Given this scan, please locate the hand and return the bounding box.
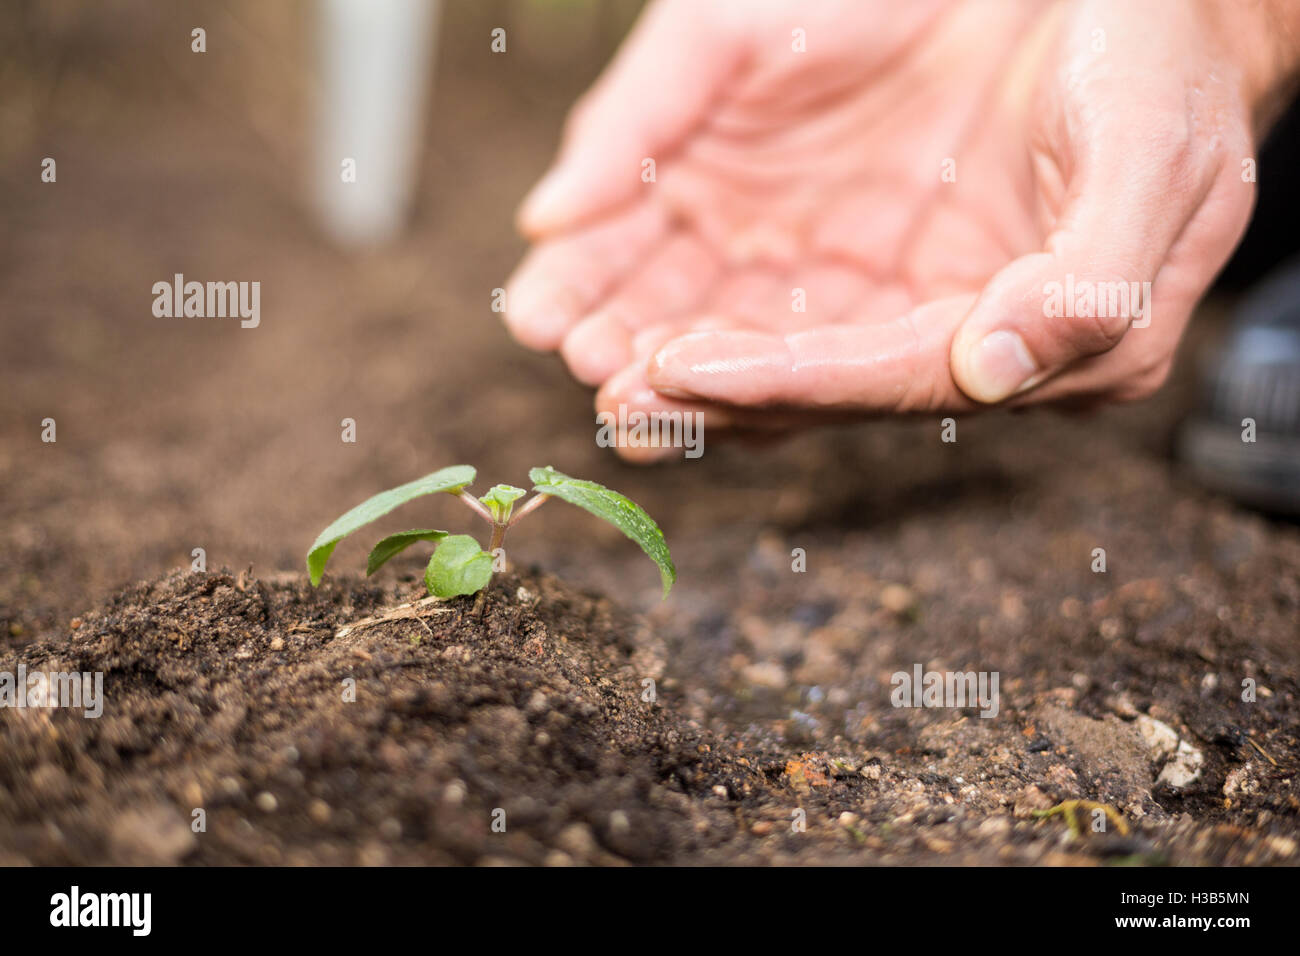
[504,0,1284,460]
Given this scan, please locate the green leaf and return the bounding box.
[529,466,676,598]
[425,534,494,598]
[365,529,448,576]
[479,484,525,522]
[307,465,475,586]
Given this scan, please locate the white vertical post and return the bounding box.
[313,0,441,246]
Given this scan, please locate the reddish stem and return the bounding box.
[456,490,495,526]
[507,493,550,528]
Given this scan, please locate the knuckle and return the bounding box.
[892,312,944,412]
[1148,110,1194,166]
[1066,307,1131,354]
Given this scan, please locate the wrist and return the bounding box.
[1205,0,1300,131]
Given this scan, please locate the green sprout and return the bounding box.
[307,465,675,600]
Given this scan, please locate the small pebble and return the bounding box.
[742,660,788,690]
[1157,740,1204,788]
[308,799,332,824]
[1135,714,1180,761]
[879,584,916,614]
[443,780,467,805]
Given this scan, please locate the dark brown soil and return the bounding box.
[2,568,743,866]
[3,556,1298,866]
[1,0,1298,866]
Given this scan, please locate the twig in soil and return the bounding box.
[1033,799,1130,837]
[335,596,451,639]
[411,613,436,643]
[1247,736,1279,767]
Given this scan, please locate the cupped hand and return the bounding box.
[504,0,1269,460]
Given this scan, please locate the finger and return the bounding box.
[630,324,683,361]
[517,0,744,237]
[503,201,668,351]
[596,362,839,462]
[595,365,719,464]
[1002,149,1254,405]
[647,295,978,412]
[559,233,721,383]
[604,233,723,332]
[561,319,692,391]
[560,312,634,386]
[948,101,1218,404]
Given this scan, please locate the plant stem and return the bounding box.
[456,490,495,526]
[466,490,547,620]
[508,493,550,527]
[473,523,509,619]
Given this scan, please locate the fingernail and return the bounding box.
[649,383,703,400]
[647,338,703,398]
[649,331,783,406]
[965,330,1039,402]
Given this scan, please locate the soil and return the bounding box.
[1,1,1298,866]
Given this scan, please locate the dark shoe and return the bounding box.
[1179,258,1300,515]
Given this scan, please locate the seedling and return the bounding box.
[1032,800,1130,838]
[307,465,675,600]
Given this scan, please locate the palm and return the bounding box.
[642,15,1040,347]
[507,0,1256,453]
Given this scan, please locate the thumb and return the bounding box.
[950,135,1206,404]
[517,0,742,237]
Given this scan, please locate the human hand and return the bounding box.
[505,0,1292,459]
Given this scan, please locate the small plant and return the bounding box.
[307,465,675,600]
[1032,800,1130,838]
